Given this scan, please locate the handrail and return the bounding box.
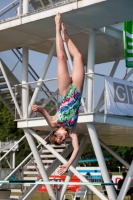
[14,77,58,86]
[0,135,26,162]
[0,0,18,13]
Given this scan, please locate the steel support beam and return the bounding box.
[23,0,29,14]
[86,30,96,112]
[22,47,29,118]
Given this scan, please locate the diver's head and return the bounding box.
[48,127,69,145]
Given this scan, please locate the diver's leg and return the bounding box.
[55,13,71,96]
[61,23,84,94]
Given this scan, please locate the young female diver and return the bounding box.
[32,13,84,175]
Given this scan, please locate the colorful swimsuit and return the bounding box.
[57,84,81,130]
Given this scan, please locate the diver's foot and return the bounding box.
[61,23,69,42]
[55,13,61,31]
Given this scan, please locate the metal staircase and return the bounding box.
[0,59,21,116]
[18,134,83,200]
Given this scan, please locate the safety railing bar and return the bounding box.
[11,57,21,72]
[85,72,106,77]
[0,2,19,18]
[0,135,26,162]
[0,0,18,13]
[14,77,57,86]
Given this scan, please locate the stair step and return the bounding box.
[42,149,63,153]
[50,144,66,148]
[27,165,49,169]
[0,84,8,89]
[23,177,37,180]
[3,95,12,100]
[40,155,56,158]
[11,189,22,193]
[23,171,39,175]
[10,196,19,199]
[41,160,54,163]
[0,71,3,76]
[0,89,14,95]
[0,77,5,83]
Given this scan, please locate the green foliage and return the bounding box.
[81,142,133,170]
[0,100,30,166]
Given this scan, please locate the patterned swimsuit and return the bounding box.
[57,84,81,130]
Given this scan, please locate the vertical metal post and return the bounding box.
[10,152,15,169]
[22,47,29,118]
[23,0,29,14]
[87,123,116,200]
[86,30,96,112]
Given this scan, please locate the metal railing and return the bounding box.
[0,0,76,22]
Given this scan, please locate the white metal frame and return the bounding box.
[1,2,133,199]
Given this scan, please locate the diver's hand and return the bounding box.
[57,164,69,175]
[32,105,43,113]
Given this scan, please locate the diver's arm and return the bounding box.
[57,132,79,175]
[32,105,57,128]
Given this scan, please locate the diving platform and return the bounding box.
[17,113,133,147]
[0,0,133,64]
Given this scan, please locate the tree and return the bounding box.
[0,100,30,166]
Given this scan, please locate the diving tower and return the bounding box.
[0,0,133,200]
